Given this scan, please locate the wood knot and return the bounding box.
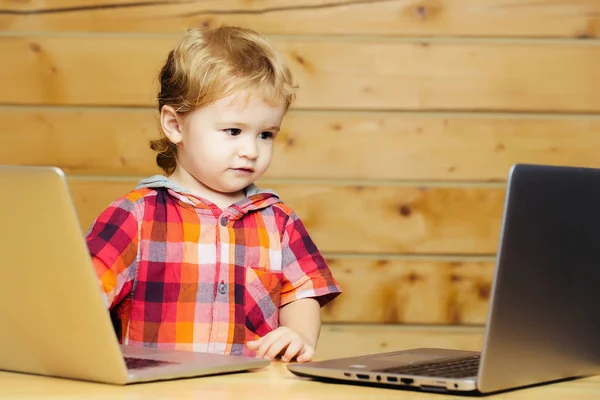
[478,284,490,300]
[416,5,427,17]
[29,43,41,53]
[376,259,389,267]
[495,143,505,152]
[332,124,342,131]
[290,51,313,72]
[407,273,420,283]
[398,205,412,217]
[413,3,441,20]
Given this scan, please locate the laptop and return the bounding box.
[0,166,269,384]
[288,163,600,394]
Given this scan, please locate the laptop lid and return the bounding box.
[0,166,130,383]
[477,163,600,392]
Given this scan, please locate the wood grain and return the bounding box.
[2,36,600,112]
[3,108,600,180]
[1,0,599,38]
[322,258,494,324]
[67,179,505,254]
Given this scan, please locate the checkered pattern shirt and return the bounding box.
[85,177,341,356]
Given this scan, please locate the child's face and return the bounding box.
[171,90,286,199]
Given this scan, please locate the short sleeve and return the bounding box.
[85,196,141,309]
[279,212,342,307]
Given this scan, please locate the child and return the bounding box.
[85,26,341,363]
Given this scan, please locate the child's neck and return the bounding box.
[167,170,245,210]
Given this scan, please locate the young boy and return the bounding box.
[85,26,341,363]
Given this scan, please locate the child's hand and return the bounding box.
[246,326,314,363]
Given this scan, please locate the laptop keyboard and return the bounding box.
[376,354,480,378]
[124,356,178,370]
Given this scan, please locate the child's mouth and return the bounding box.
[232,168,254,174]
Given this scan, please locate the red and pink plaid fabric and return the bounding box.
[86,181,341,356]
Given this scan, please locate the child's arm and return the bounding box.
[279,297,321,348]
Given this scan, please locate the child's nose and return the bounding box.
[239,139,259,159]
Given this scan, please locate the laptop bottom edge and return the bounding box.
[287,365,479,394]
[127,363,268,385]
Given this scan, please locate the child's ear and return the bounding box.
[160,105,183,144]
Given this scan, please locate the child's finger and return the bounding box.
[281,337,303,362]
[263,333,293,360]
[296,345,315,363]
[255,330,284,358]
[245,337,263,350]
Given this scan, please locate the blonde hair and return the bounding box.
[150,26,297,175]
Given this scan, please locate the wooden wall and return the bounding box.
[2,1,600,355]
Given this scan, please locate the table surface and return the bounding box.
[1,359,600,399]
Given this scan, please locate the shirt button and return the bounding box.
[220,216,228,226]
[218,282,228,294]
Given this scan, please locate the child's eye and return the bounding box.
[259,132,274,140]
[224,128,241,136]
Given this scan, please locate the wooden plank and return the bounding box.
[322,258,494,324]
[0,108,163,176]
[3,108,600,181]
[67,179,505,254]
[1,0,599,38]
[1,36,600,112]
[316,324,484,360]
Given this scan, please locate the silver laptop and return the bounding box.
[0,166,269,384]
[288,163,600,394]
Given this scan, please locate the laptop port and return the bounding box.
[421,385,447,393]
[401,378,414,385]
[386,376,398,383]
[356,374,370,380]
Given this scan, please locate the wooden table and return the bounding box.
[1,361,600,399]
[2,326,599,399]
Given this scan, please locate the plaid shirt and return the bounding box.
[86,177,341,356]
